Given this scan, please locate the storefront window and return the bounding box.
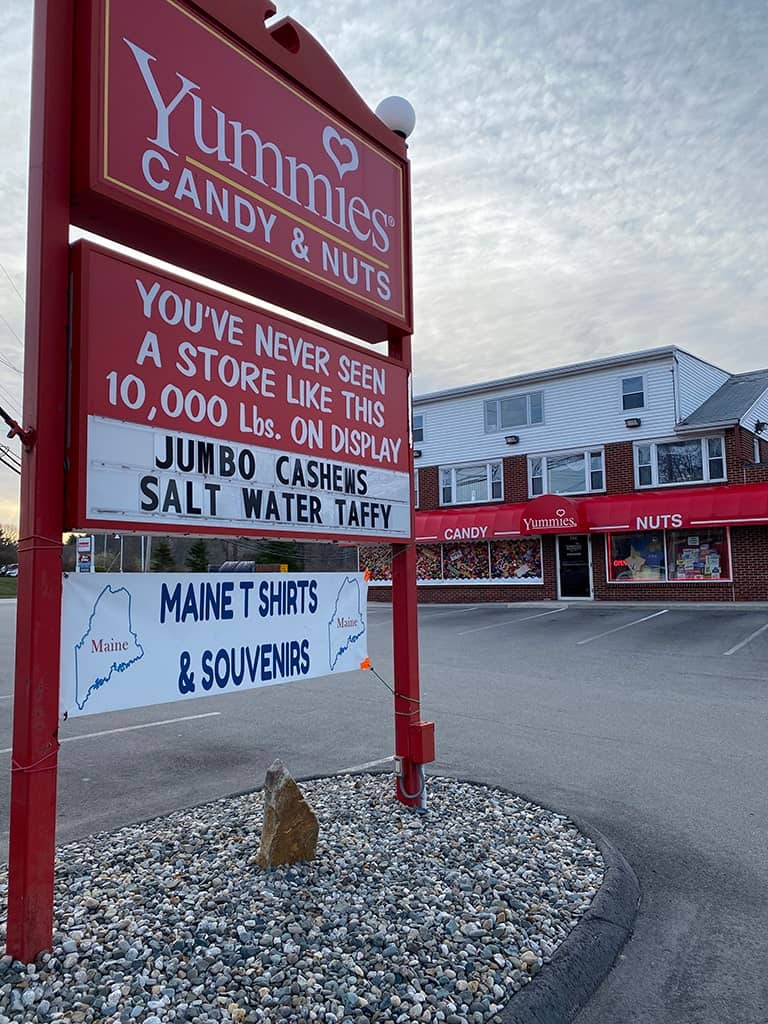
[667,529,730,580]
[608,528,731,582]
[358,546,392,581]
[490,539,542,581]
[443,543,490,580]
[609,531,666,581]
[361,539,544,586]
[416,544,442,580]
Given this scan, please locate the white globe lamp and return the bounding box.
[375,96,416,139]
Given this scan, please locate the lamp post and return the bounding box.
[375,95,428,808]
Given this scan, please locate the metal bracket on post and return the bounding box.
[0,406,36,450]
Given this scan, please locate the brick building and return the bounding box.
[360,347,768,602]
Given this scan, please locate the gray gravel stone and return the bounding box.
[0,775,603,1024]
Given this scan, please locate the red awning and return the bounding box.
[414,504,522,543]
[414,483,768,543]
[518,494,587,533]
[585,483,768,532]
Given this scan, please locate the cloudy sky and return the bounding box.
[0,0,766,523]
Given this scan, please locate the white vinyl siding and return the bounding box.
[739,387,768,438]
[440,462,502,505]
[634,436,726,487]
[675,352,730,420]
[413,358,681,466]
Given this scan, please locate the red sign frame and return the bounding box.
[8,0,425,964]
[70,0,413,342]
[66,241,412,542]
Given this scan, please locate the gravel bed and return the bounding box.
[0,774,603,1023]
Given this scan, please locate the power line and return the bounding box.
[0,445,21,470]
[0,381,22,418]
[0,319,22,372]
[0,450,20,477]
[0,263,24,306]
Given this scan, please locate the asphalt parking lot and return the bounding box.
[1,597,767,1023]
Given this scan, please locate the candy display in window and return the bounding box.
[358,545,392,581]
[443,543,490,579]
[490,539,543,580]
[416,544,442,580]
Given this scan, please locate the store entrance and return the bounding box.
[557,535,592,599]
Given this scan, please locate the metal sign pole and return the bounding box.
[6,0,74,962]
[389,334,423,806]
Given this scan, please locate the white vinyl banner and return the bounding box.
[60,572,369,718]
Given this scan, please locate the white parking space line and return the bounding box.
[420,606,482,620]
[0,711,221,755]
[722,621,768,656]
[340,755,394,773]
[576,609,668,645]
[457,607,566,636]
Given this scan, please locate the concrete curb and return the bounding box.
[498,815,639,1023]
[302,768,640,1024]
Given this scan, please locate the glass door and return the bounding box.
[557,535,592,599]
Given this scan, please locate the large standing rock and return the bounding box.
[257,760,319,868]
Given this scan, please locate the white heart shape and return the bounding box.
[322,126,359,179]
[556,508,566,516]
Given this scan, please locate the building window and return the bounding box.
[416,544,442,580]
[621,375,645,411]
[412,413,424,443]
[608,527,730,582]
[413,469,420,509]
[634,437,726,487]
[609,531,666,581]
[528,450,604,497]
[667,529,729,580]
[440,462,503,505]
[358,538,543,586]
[484,391,543,432]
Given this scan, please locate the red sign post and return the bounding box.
[8,0,428,961]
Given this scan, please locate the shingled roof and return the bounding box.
[680,369,768,427]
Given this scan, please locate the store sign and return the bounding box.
[520,494,585,534]
[76,536,95,574]
[635,513,683,530]
[66,244,411,541]
[78,0,409,331]
[60,571,369,718]
[443,525,489,540]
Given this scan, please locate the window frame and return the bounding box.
[483,390,544,433]
[527,448,605,498]
[605,527,732,584]
[439,461,504,506]
[633,435,727,488]
[413,467,420,510]
[412,412,425,444]
[620,374,646,412]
